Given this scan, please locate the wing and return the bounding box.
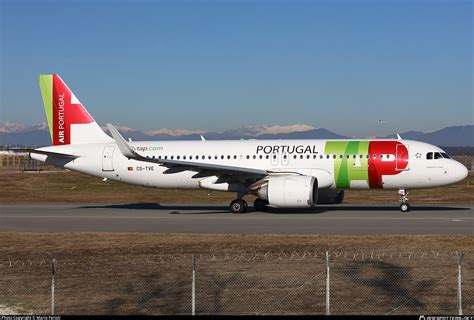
[107,124,268,177]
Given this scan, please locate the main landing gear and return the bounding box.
[399,189,410,212]
[230,198,248,214]
[229,196,269,214]
[253,198,269,212]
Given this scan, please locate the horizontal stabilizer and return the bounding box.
[27,149,80,159]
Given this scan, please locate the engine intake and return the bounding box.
[257,175,318,208]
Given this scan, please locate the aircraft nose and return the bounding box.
[453,161,468,182]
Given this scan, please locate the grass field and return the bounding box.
[0,168,472,204]
[0,233,472,315]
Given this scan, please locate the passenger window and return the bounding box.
[234,155,237,159]
[307,155,311,159]
[313,155,317,159]
[265,155,269,159]
[353,155,357,159]
[326,155,330,159]
[273,155,277,159]
[426,152,433,160]
[339,155,343,159]
[320,155,323,159]
[294,155,297,159]
[346,155,350,159]
[372,154,377,159]
[300,155,304,159]
[333,155,336,159]
[259,155,263,159]
[253,155,256,159]
[284,155,288,159]
[366,155,370,159]
[171,156,174,160]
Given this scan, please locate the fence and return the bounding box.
[0,154,42,171]
[0,251,471,315]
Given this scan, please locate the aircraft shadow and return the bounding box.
[78,203,471,214]
[258,205,471,214]
[79,203,230,214]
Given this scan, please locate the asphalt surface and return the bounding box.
[0,203,472,235]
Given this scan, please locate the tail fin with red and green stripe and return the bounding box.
[39,74,112,145]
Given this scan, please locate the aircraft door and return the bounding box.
[102,146,115,171]
[396,144,409,171]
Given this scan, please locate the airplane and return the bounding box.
[30,74,468,213]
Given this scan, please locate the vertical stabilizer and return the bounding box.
[39,74,112,145]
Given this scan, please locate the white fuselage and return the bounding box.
[31,139,468,191]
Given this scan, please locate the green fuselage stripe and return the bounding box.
[325,141,369,188]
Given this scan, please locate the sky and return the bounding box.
[0,0,472,137]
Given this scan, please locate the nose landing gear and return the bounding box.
[399,189,410,212]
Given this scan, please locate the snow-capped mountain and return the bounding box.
[0,122,472,148]
[0,122,48,133]
[145,128,206,136]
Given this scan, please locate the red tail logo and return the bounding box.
[52,75,93,145]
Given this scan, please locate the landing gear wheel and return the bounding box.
[230,199,247,214]
[254,198,268,212]
[398,189,410,213]
[400,202,410,213]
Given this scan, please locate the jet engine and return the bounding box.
[257,175,318,208]
[316,188,344,204]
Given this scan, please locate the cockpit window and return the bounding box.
[426,152,433,160]
[434,152,443,159]
[441,152,451,159]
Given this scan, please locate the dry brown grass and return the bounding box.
[0,168,472,204]
[0,233,473,315]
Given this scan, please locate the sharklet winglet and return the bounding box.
[106,123,137,159]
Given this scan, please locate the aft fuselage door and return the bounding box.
[102,146,115,171]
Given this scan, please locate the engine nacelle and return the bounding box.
[317,188,344,204]
[257,175,318,208]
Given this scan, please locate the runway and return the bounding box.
[0,203,472,234]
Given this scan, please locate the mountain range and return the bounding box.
[0,122,472,148]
